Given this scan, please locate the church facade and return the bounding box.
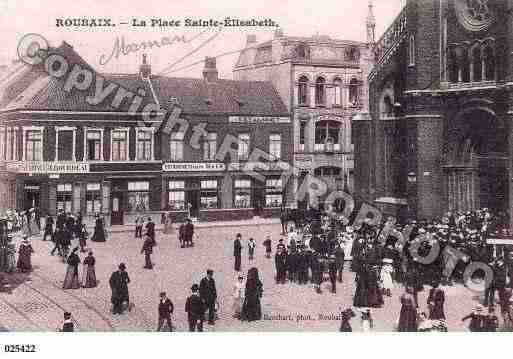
[356,0,513,223]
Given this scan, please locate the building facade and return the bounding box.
[0,44,291,225]
[233,25,374,209]
[357,0,513,223]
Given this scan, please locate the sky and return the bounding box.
[0,0,404,79]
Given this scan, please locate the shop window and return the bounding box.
[111,130,128,161]
[315,77,326,106]
[57,183,73,213]
[170,132,184,161]
[203,132,217,161]
[168,181,185,210]
[137,129,153,161]
[200,180,219,209]
[127,181,150,212]
[314,120,341,152]
[86,130,102,160]
[26,129,42,161]
[314,166,341,177]
[349,78,359,106]
[0,127,5,161]
[298,76,309,106]
[269,134,281,160]
[234,179,251,208]
[265,178,283,208]
[86,183,101,214]
[333,78,342,106]
[238,133,250,161]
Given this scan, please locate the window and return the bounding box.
[203,132,217,160]
[200,180,218,209]
[269,134,281,160]
[314,120,341,151]
[127,181,150,212]
[137,129,152,161]
[265,178,283,207]
[314,166,341,177]
[409,35,415,66]
[56,129,74,161]
[238,133,250,161]
[461,48,470,82]
[168,181,185,210]
[26,130,42,161]
[234,179,251,208]
[298,76,309,106]
[483,45,495,81]
[0,127,5,160]
[111,130,128,161]
[349,78,359,106]
[86,130,102,160]
[299,121,306,152]
[472,46,482,82]
[57,183,73,213]
[86,183,101,214]
[447,48,458,83]
[12,128,18,161]
[170,132,184,161]
[333,78,342,106]
[295,44,309,59]
[6,127,12,160]
[315,77,326,106]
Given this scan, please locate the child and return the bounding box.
[248,238,256,261]
[380,258,395,297]
[78,223,88,253]
[263,235,272,258]
[339,308,355,332]
[60,312,74,332]
[359,308,374,332]
[232,275,245,319]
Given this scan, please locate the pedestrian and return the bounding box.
[234,233,242,271]
[328,255,337,293]
[263,235,272,258]
[145,217,155,244]
[135,215,143,238]
[163,212,173,235]
[397,286,417,332]
[485,257,507,306]
[199,269,217,325]
[109,263,130,315]
[63,247,81,290]
[482,305,499,332]
[248,237,256,262]
[43,215,54,241]
[157,292,174,332]
[178,221,185,248]
[50,226,63,256]
[462,304,485,332]
[232,275,245,319]
[334,243,345,283]
[427,281,446,320]
[184,218,194,247]
[141,234,154,269]
[61,227,72,262]
[274,247,287,284]
[91,213,106,242]
[78,223,88,253]
[339,308,355,332]
[60,312,74,332]
[380,258,395,297]
[17,236,34,273]
[82,251,97,288]
[185,284,205,332]
[359,308,374,332]
[240,267,263,322]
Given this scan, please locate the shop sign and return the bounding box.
[294,155,313,170]
[228,162,289,171]
[228,116,290,124]
[162,162,226,172]
[6,161,90,174]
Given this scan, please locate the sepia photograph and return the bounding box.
[0,0,512,356]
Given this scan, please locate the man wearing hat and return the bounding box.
[185,284,205,331]
[157,292,174,331]
[109,263,131,315]
[199,269,217,325]
[328,254,338,293]
[233,233,242,272]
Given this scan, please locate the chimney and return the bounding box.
[140,53,151,79]
[202,56,218,82]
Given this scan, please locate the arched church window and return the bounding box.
[315,77,326,106]
[483,45,495,81]
[472,46,482,82]
[447,48,459,83]
[461,48,470,82]
[298,76,309,106]
[349,78,359,106]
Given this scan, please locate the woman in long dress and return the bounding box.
[163,212,173,235]
[17,237,34,273]
[63,248,81,289]
[29,209,39,236]
[241,267,263,321]
[232,275,245,318]
[353,264,383,308]
[380,259,395,297]
[397,287,418,332]
[82,251,97,288]
[91,214,106,242]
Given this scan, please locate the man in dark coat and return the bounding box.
[334,243,345,283]
[56,210,66,231]
[145,217,156,244]
[328,255,338,293]
[485,258,507,306]
[184,218,194,247]
[274,247,287,284]
[185,284,205,331]
[199,269,217,325]
[141,234,154,269]
[43,215,54,241]
[427,281,446,320]
[50,226,63,256]
[157,292,174,331]
[234,233,242,271]
[109,263,130,314]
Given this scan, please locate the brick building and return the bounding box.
[356,0,513,223]
[0,43,291,225]
[233,24,374,209]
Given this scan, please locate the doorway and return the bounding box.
[186,189,200,218]
[24,184,40,211]
[111,192,124,225]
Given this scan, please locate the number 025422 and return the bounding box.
[4,345,36,353]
